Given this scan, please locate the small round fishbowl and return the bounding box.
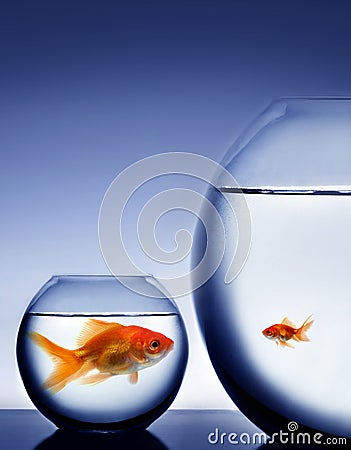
[17,275,188,432]
[194,98,351,439]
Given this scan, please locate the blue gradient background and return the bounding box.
[2,1,351,408]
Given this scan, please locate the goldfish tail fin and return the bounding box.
[29,332,84,393]
[295,315,314,342]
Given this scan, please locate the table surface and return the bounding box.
[2,409,335,449]
[0,409,272,450]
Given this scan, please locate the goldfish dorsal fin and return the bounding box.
[76,319,123,347]
[281,317,296,328]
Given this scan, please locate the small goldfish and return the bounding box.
[30,319,174,393]
[262,315,314,348]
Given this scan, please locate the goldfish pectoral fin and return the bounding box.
[76,319,124,347]
[281,317,296,328]
[79,372,113,386]
[128,372,139,384]
[131,354,147,364]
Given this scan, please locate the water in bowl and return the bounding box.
[17,311,187,431]
[195,188,351,438]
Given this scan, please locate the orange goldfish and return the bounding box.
[262,315,314,348]
[30,319,174,393]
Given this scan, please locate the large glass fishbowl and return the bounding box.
[194,98,351,439]
[17,275,188,432]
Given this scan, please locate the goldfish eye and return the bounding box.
[266,330,272,336]
[149,340,160,350]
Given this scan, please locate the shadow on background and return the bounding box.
[34,428,168,450]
